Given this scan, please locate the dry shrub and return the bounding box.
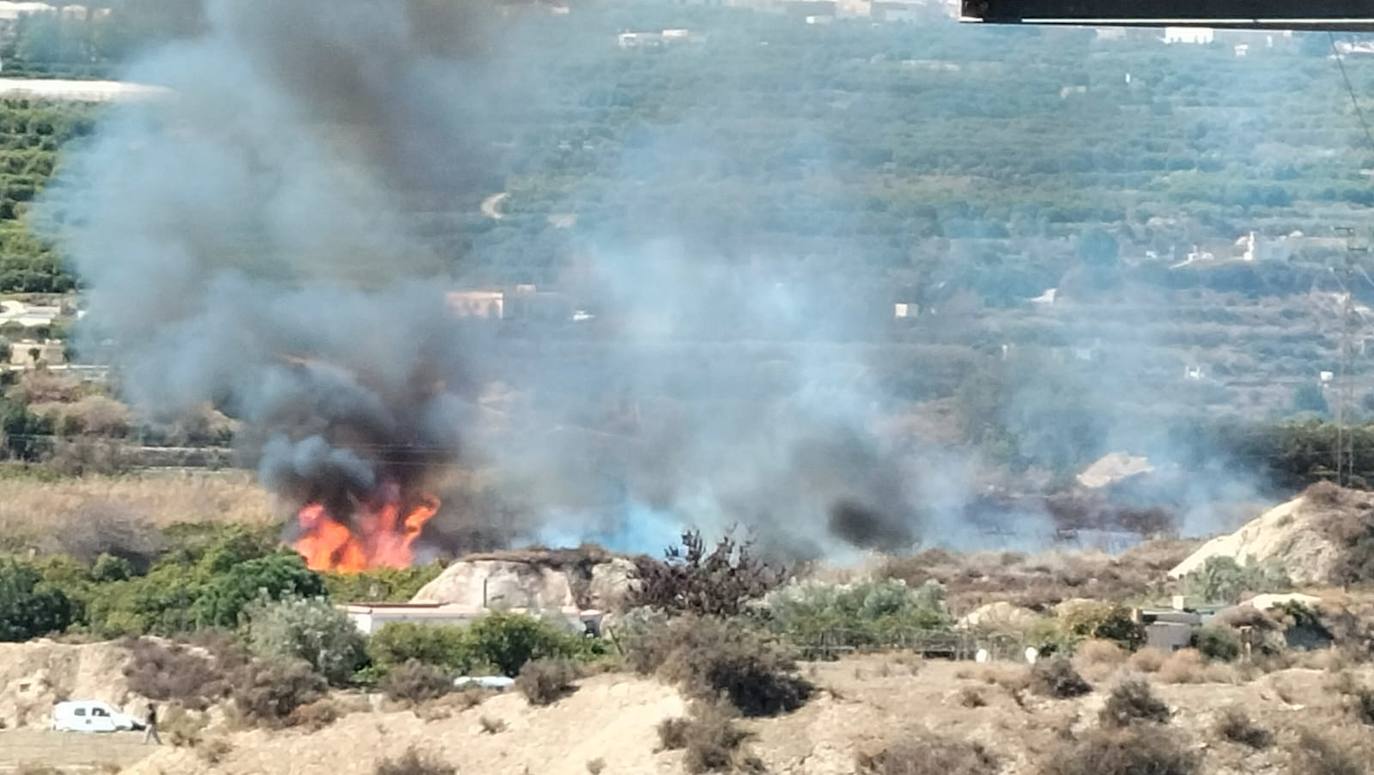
[1213,708,1272,749]
[630,529,786,617]
[416,687,489,721]
[1345,687,1374,726]
[1289,730,1363,775]
[374,747,456,775]
[1128,648,1166,674]
[640,615,813,717]
[1099,679,1170,728]
[1040,726,1197,775]
[196,738,234,765]
[123,638,233,712]
[586,758,606,774]
[958,687,987,708]
[856,732,998,775]
[1030,658,1092,699]
[682,704,752,775]
[1157,649,1205,685]
[16,766,60,775]
[515,658,580,706]
[1076,639,1127,667]
[380,660,453,705]
[479,715,506,734]
[658,717,692,751]
[977,664,1030,693]
[230,658,326,729]
[286,698,340,731]
[51,502,162,567]
[160,705,207,747]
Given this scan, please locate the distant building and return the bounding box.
[0,300,59,328]
[1163,27,1214,45]
[447,290,505,320]
[1234,43,1249,58]
[617,31,663,48]
[8,338,63,367]
[893,302,918,319]
[1094,27,1127,42]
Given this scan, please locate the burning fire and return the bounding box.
[293,485,440,572]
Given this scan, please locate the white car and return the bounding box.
[50,701,143,733]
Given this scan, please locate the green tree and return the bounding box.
[0,557,72,640]
[244,596,367,686]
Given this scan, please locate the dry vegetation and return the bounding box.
[876,539,1198,611]
[0,471,273,552]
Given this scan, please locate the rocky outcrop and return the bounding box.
[410,549,638,612]
[1170,484,1374,585]
[0,639,137,728]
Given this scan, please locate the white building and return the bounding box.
[0,299,59,328]
[1163,27,1214,45]
[340,602,601,637]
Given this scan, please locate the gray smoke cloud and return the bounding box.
[39,0,949,559]
[41,0,506,546]
[54,2,1270,562]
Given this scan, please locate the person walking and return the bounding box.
[143,702,161,745]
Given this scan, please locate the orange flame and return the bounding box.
[293,490,440,572]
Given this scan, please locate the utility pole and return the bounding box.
[1333,228,1367,486]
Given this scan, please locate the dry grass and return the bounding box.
[0,471,273,549]
[975,664,1030,693]
[856,732,998,775]
[1128,648,1167,674]
[1157,649,1206,684]
[1075,639,1127,667]
[1213,708,1272,749]
[1075,639,1128,681]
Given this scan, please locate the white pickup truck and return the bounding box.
[50,701,144,733]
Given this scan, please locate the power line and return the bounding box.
[1331,32,1374,151]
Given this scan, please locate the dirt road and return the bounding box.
[0,730,153,773]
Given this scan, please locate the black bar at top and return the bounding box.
[962,0,1374,29]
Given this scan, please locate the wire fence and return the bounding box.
[788,627,1029,662]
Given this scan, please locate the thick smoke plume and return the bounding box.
[44,0,948,560]
[45,0,510,548]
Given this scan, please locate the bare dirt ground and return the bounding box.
[0,730,149,773]
[86,656,1371,775]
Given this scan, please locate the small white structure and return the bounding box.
[1030,288,1057,306]
[0,300,58,327]
[8,339,64,367]
[894,302,918,319]
[340,602,602,637]
[617,31,663,48]
[51,701,142,733]
[1163,27,1214,45]
[1234,44,1249,58]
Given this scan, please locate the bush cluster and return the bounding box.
[856,733,997,775]
[1041,727,1197,775]
[516,658,581,706]
[243,596,367,686]
[762,579,951,648]
[1099,679,1170,728]
[380,660,455,704]
[1179,556,1291,605]
[1030,658,1091,699]
[625,614,813,717]
[369,612,603,678]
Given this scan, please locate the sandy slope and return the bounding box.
[1169,488,1364,584]
[124,674,687,775]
